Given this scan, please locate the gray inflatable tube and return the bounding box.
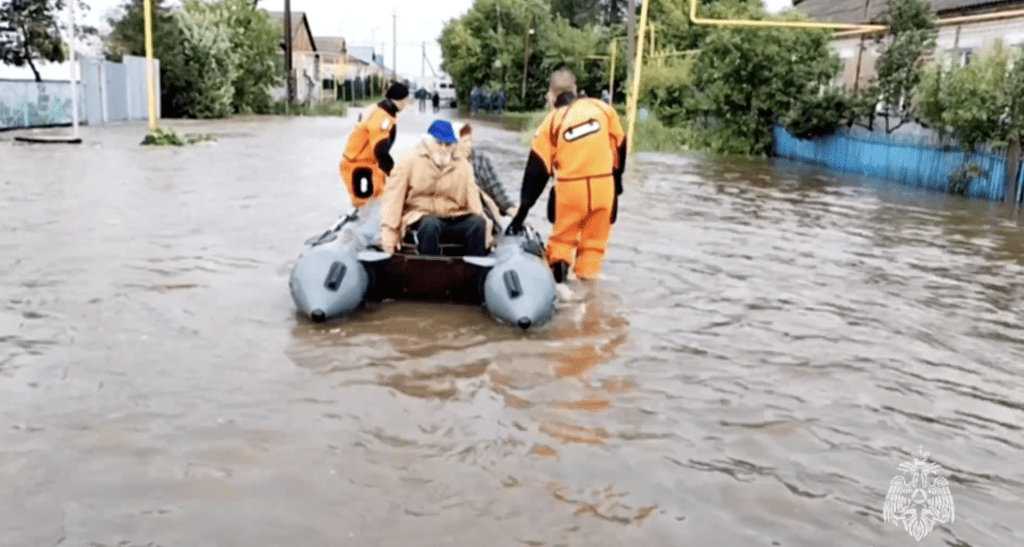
[289,151,557,329]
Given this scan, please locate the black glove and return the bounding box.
[610,193,618,224]
[506,211,527,235]
[547,186,556,223]
[614,172,623,196]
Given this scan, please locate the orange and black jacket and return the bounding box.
[515,92,628,222]
[344,99,399,175]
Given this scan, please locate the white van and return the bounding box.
[436,80,457,107]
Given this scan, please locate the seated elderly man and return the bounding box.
[380,120,497,256]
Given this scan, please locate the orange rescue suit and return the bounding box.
[339,100,399,207]
[516,94,627,280]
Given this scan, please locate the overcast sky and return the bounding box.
[4,0,793,80]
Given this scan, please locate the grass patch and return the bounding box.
[511,108,689,153]
[270,100,351,117]
[141,126,217,146]
[461,109,547,134]
[631,112,691,153]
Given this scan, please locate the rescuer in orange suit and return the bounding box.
[505,70,627,283]
[339,82,412,208]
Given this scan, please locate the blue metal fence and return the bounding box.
[1,55,159,131]
[773,124,1022,203]
[0,79,85,131]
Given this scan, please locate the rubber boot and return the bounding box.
[551,261,570,284]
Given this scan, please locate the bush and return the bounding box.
[782,88,856,140]
[140,126,217,145]
[175,0,238,118]
[270,100,349,117]
[637,56,695,127]
[948,162,985,195]
[913,41,1021,151]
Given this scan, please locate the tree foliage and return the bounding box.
[0,0,96,81]
[440,0,842,157]
[913,42,1024,152]
[685,4,841,155]
[439,0,608,111]
[103,0,282,118]
[175,0,238,118]
[872,0,938,131]
[104,0,189,117]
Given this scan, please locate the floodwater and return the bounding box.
[2,107,1023,547]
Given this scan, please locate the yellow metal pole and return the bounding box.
[143,0,156,130]
[625,0,650,155]
[609,39,616,104]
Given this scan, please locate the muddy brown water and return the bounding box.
[1,108,1023,546]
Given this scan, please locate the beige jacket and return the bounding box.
[381,138,494,252]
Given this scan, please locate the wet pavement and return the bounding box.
[2,105,1024,546]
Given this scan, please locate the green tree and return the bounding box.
[912,42,1017,151]
[551,0,603,28]
[0,0,96,81]
[440,0,597,111]
[104,0,282,118]
[104,0,190,117]
[872,0,938,132]
[685,4,841,156]
[174,0,237,118]
[219,0,281,113]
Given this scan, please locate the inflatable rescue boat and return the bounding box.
[288,152,558,329]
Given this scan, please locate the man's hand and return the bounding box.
[505,217,525,236]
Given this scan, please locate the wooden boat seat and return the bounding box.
[400,231,468,257]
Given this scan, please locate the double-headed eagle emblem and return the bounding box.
[883,446,955,541]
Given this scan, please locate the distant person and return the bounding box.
[339,82,411,208]
[380,120,490,256]
[417,87,427,112]
[432,91,440,112]
[505,69,627,283]
[470,86,480,114]
[601,88,611,104]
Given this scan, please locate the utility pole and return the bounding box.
[853,0,870,93]
[69,0,80,137]
[422,41,425,78]
[284,0,293,104]
[627,0,636,82]
[392,9,397,85]
[142,0,156,129]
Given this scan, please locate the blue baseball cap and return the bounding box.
[427,120,458,144]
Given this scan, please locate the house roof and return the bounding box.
[314,36,346,55]
[794,0,1024,24]
[265,10,317,51]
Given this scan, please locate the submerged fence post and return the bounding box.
[1006,134,1021,202]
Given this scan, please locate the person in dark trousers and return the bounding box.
[432,91,440,112]
[380,120,490,256]
[417,87,427,111]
